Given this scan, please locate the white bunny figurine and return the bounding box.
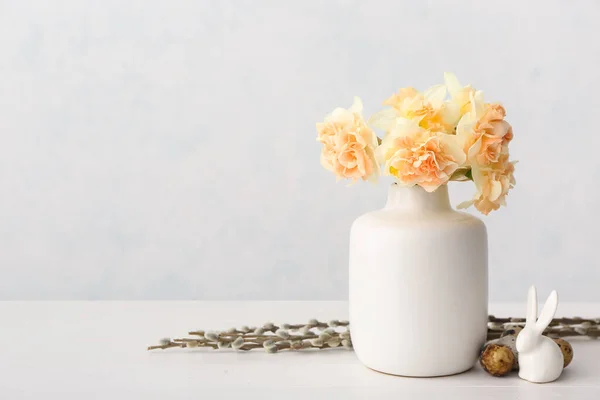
[515,285,564,383]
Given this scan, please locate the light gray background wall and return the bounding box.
[0,0,598,300]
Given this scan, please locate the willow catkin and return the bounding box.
[148,317,593,353]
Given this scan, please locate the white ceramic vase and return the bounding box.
[349,183,488,377]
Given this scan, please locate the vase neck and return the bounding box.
[384,183,452,213]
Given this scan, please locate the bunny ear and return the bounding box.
[535,290,558,332]
[526,285,538,327]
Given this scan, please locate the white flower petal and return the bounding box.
[442,102,461,130]
[441,134,467,166]
[367,108,398,132]
[457,200,474,209]
[388,117,422,138]
[471,165,485,191]
[489,180,503,202]
[473,90,485,116]
[349,96,363,114]
[423,84,447,108]
[455,112,476,148]
[467,136,483,162]
[329,108,353,126]
[444,72,462,97]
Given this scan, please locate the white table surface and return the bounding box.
[0,301,599,399]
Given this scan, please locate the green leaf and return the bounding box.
[465,169,473,181]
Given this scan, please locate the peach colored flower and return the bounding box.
[460,103,513,168]
[315,73,517,215]
[316,97,379,183]
[454,88,516,214]
[458,155,516,215]
[377,119,466,192]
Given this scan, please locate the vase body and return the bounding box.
[349,183,488,377]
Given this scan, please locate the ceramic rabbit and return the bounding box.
[515,286,564,383]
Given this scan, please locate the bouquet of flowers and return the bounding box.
[316,73,516,215]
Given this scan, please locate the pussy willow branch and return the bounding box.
[148,317,599,352]
[486,315,600,340]
[148,319,351,352]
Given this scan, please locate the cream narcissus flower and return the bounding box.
[316,73,516,215]
[444,72,484,118]
[453,91,515,213]
[451,73,512,168]
[376,118,466,192]
[464,103,513,167]
[369,84,460,134]
[458,155,516,215]
[316,97,380,183]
